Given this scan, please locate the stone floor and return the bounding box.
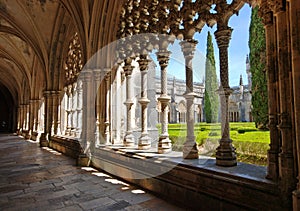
[0,134,184,211]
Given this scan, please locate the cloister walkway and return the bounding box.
[0,134,184,211]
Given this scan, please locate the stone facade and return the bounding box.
[155,76,204,123]
[155,55,252,123]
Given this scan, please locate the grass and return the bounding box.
[158,122,270,166]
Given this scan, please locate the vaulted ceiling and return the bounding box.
[0,0,123,105]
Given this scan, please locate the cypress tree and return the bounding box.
[249,7,268,129]
[204,31,219,123]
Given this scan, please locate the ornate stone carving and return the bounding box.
[64,33,83,86]
[156,50,172,154]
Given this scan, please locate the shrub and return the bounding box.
[238,129,245,134]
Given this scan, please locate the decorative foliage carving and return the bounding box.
[64,33,83,85]
[117,0,247,43]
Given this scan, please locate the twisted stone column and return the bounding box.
[215,27,237,166]
[123,59,135,147]
[138,55,151,150]
[180,40,199,159]
[156,50,172,154]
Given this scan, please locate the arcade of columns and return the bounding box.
[14,0,300,208]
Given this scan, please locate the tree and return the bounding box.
[249,7,268,129]
[204,32,219,123]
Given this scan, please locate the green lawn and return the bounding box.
[158,122,270,166]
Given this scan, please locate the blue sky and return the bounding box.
[151,4,252,87]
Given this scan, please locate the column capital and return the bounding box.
[156,50,171,68]
[259,2,273,26]
[214,27,232,49]
[81,69,93,82]
[179,39,198,58]
[137,55,151,72]
[93,68,103,81]
[123,58,134,76]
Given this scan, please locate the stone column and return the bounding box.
[20,104,25,132]
[137,55,151,150]
[25,101,34,139]
[104,70,111,145]
[56,92,62,135]
[214,27,237,166]
[51,91,60,135]
[32,100,39,132]
[93,69,102,146]
[275,6,296,206]
[71,84,78,136]
[180,40,199,159]
[16,106,21,134]
[156,50,172,154]
[76,79,83,138]
[40,91,51,147]
[263,12,280,180]
[123,58,135,147]
[24,103,30,138]
[64,87,71,135]
[291,0,300,209]
[80,69,95,163]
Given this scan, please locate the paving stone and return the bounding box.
[79,196,116,210]
[0,134,185,211]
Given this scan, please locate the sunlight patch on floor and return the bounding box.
[42,147,62,155]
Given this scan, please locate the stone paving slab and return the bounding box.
[0,134,185,211]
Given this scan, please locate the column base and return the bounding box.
[124,133,135,147]
[39,133,49,147]
[158,136,172,154]
[138,135,151,150]
[25,131,31,140]
[183,137,198,159]
[77,154,90,167]
[216,138,237,167]
[293,189,300,211]
[266,149,279,180]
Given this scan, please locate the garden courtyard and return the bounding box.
[162,122,270,166]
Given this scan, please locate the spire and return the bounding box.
[246,54,250,64]
[239,74,243,86]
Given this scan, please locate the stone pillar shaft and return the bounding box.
[275,8,296,206]
[156,50,172,153]
[180,40,199,159]
[291,0,300,209]
[138,56,151,150]
[265,19,280,180]
[105,70,111,145]
[81,70,95,157]
[123,59,135,147]
[76,80,83,138]
[93,69,102,146]
[71,85,78,136]
[214,27,237,166]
